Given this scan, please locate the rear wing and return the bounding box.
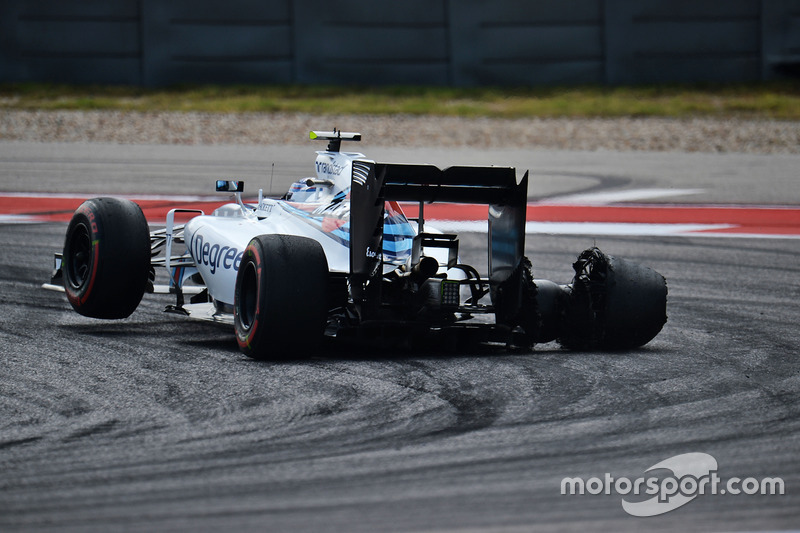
[349,161,529,311]
[378,163,528,291]
[376,163,525,206]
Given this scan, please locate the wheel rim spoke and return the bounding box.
[68,223,92,289]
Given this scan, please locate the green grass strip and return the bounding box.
[2,82,800,120]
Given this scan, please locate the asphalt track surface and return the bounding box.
[1,141,799,532]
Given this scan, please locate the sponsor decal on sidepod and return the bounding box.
[190,232,243,275]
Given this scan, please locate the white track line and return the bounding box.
[543,188,704,205]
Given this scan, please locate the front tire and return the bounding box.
[234,235,329,359]
[62,197,150,319]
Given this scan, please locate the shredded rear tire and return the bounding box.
[560,247,667,350]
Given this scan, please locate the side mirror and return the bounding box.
[216,180,244,192]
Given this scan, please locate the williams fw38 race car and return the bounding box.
[46,131,667,358]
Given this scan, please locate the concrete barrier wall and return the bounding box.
[1,0,798,86]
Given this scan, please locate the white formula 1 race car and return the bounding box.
[47,130,667,358]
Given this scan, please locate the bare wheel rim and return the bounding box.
[67,222,92,290]
[239,261,258,331]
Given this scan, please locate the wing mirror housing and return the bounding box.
[216,180,244,193]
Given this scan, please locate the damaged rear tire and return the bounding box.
[559,247,667,350]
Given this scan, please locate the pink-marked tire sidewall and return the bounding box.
[234,234,328,359]
[62,197,150,319]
